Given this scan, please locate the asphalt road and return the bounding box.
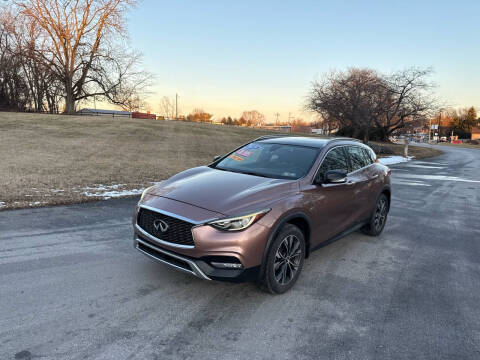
[1,145,479,360]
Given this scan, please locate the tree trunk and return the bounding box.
[64,79,75,114]
[363,132,369,144]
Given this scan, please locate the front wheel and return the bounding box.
[258,224,305,294]
[362,193,389,236]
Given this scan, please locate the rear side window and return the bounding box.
[346,146,370,171]
[317,147,349,181]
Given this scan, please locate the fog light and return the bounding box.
[211,262,243,269]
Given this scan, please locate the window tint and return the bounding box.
[317,147,349,181]
[346,146,370,171]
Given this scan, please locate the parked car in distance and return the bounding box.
[133,136,391,294]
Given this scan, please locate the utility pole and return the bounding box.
[274,112,280,126]
[288,112,294,124]
[175,93,178,121]
[428,117,432,143]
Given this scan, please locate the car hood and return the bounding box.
[149,166,298,215]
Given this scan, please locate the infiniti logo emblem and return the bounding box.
[153,219,169,233]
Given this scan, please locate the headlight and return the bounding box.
[208,209,270,231]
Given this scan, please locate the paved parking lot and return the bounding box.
[1,145,479,360]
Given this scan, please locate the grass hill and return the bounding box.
[0,112,441,209]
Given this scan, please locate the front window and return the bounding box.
[317,147,349,182]
[214,142,319,180]
[346,146,371,171]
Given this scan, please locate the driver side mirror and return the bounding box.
[213,155,222,162]
[320,170,347,184]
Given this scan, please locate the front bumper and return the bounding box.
[134,234,260,282]
[132,196,269,282]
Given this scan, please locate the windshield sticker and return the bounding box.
[244,143,260,150]
[229,155,244,162]
[235,149,253,157]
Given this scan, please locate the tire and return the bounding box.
[258,224,305,294]
[362,193,389,236]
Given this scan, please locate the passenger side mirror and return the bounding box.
[324,170,347,184]
[213,155,222,162]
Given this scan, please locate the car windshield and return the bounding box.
[214,142,319,180]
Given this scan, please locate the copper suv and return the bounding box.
[133,136,391,293]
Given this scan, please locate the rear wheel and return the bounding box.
[258,224,305,294]
[362,193,389,236]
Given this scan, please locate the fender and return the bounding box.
[258,210,312,280]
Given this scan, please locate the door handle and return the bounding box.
[370,174,379,180]
[346,180,356,186]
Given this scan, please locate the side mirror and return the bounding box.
[213,155,222,162]
[324,170,347,184]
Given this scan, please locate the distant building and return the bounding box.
[262,125,292,132]
[472,127,480,141]
[78,108,131,117]
[132,111,156,120]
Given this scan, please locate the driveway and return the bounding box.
[1,145,479,360]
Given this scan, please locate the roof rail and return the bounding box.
[254,134,289,141]
[327,137,361,143]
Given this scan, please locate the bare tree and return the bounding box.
[187,108,212,122]
[15,0,150,114]
[158,96,175,119]
[240,110,265,126]
[376,67,437,140]
[307,67,437,142]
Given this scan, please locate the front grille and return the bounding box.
[137,207,195,246]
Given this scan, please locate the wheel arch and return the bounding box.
[259,211,312,280]
[380,185,391,210]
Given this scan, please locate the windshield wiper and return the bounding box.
[234,170,273,178]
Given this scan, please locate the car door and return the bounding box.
[306,146,358,244]
[344,145,374,222]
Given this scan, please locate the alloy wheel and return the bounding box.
[374,197,388,232]
[274,235,302,285]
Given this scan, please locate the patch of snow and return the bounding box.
[0,201,6,208]
[81,182,164,200]
[83,188,144,199]
[50,189,65,193]
[29,201,43,206]
[378,156,413,165]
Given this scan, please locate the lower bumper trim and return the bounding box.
[135,237,211,280]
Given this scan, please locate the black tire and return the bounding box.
[362,193,389,236]
[258,224,305,294]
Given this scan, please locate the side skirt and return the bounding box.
[310,220,368,253]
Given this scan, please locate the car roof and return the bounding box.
[256,135,359,149]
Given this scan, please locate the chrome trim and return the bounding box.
[135,224,195,249]
[136,237,211,280]
[136,204,220,249]
[138,204,218,225]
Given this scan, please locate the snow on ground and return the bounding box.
[82,184,142,199]
[378,156,413,165]
[81,182,162,200]
[0,201,6,208]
